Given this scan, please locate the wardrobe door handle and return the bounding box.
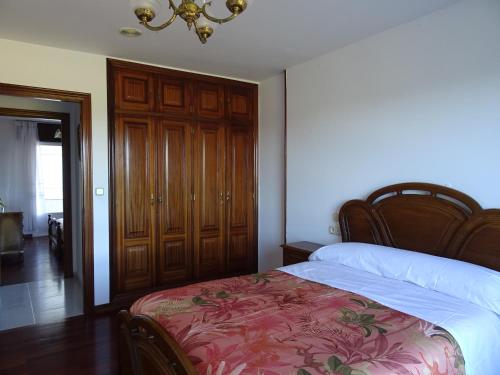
[219,192,224,204]
[150,194,155,206]
[158,197,163,204]
[226,192,231,201]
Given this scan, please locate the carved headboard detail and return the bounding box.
[339,183,500,271]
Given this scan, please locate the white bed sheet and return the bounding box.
[278,261,500,375]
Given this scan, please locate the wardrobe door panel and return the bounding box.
[195,82,225,119]
[115,70,155,112]
[227,85,253,123]
[194,122,226,279]
[156,120,192,284]
[123,244,151,290]
[158,77,192,115]
[115,116,155,292]
[226,126,254,274]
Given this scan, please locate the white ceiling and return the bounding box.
[0,0,458,81]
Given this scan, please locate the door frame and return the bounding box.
[0,107,73,279]
[0,83,94,314]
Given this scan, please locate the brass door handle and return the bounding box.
[158,196,163,204]
[150,194,155,205]
[226,192,231,201]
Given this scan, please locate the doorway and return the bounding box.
[0,106,81,329]
[0,83,94,326]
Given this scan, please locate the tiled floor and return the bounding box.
[0,278,83,331]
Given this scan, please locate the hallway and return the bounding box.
[0,237,83,331]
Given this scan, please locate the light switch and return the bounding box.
[95,188,105,196]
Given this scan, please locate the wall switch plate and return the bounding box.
[95,188,105,196]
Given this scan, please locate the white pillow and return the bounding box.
[309,242,500,315]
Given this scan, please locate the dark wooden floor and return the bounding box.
[1,236,64,286]
[0,313,120,375]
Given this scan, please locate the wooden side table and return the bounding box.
[281,241,324,266]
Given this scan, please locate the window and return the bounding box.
[37,144,63,213]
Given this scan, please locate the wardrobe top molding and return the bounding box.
[107,59,258,89]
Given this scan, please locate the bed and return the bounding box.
[119,183,500,375]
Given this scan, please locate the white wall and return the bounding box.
[287,0,500,245]
[258,73,285,271]
[0,118,17,212]
[0,39,110,305]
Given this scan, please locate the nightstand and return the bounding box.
[281,241,324,266]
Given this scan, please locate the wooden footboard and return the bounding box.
[118,310,197,375]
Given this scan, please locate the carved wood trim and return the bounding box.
[118,310,197,375]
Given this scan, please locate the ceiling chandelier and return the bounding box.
[129,0,250,44]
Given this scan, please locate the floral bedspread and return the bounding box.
[131,271,465,375]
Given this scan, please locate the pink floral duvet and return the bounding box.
[131,271,465,375]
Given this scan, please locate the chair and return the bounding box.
[0,212,25,283]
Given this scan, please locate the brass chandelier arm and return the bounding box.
[201,2,239,24]
[141,1,179,31]
[142,12,178,31]
[168,0,178,10]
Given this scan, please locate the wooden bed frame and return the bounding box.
[118,182,500,374]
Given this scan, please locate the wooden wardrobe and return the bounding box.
[107,59,258,303]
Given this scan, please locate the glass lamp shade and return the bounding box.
[129,0,161,14]
[197,14,219,30]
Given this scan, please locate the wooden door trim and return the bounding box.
[283,70,287,245]
[253,84,259,272]
[0,83,94,314]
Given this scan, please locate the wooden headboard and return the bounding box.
[339,183,500,271]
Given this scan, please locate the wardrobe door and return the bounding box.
[227,85,253,124]
[156,119,193,285]
[115,69,155,112]
[158,76,192,115]
[226,126,255,274]
[195,81,225,120]
[193,122,226,279]
[114,116,155,293]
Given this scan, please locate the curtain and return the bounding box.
[7,121,39,234]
